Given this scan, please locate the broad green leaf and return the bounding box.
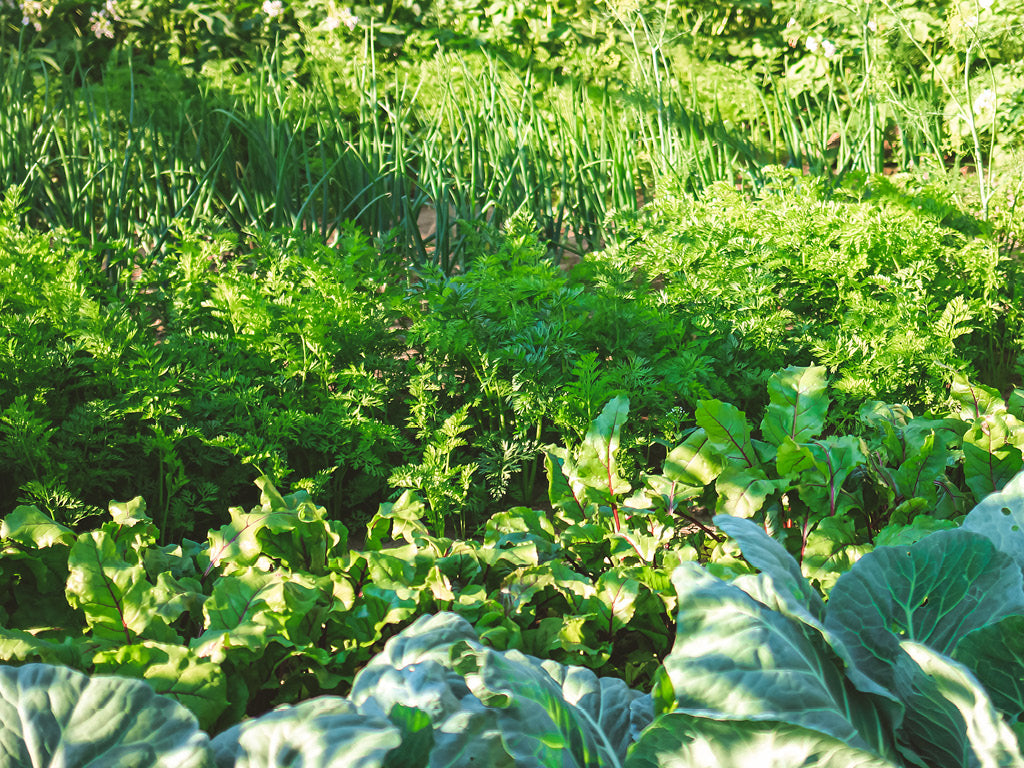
[825,530,1024,697]
[209,696,401,768]
[664,563,893,757]
[365,491,431,550]
[663,428,724,487]
[951,374,1008,420]
[801,516,869,593]
[66,530,180,645]
[0,627,83,667]
[204,478,344,576]
[963,415,1024,502]
[192,567,328,663]
[713,514,825,620]
[962,468,1024,571]
[593,571,640,635]
[626,713,900,768]
[953,615,1024,723]
[1010,388,1024,419]
[453,642,622,768]
[573,396,632,499]
[92,641,229,730]
[695,399,760,469]
[891,431,950,503]
[874,515,957,548]
[1,505,76,548]
[898,642,1024,768]
[777,436,866,518]
[713,465,778,518]
[0,663,214,768]
[540,661,654,762]
[759,365,830,446]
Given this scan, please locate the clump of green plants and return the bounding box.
[597,169,1023,419]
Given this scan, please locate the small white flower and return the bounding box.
[821,39,837,58]
[973,88,997,117]
[786,17,798,31]
[979,0,994,9]
[806,35,820,53]
[89,9,114,37]
[338,7,357,29]
[262,0,284,18]
[867,19,877,33]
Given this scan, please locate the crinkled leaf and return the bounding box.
[0,662,213,767]
[759,365,830,446]
[664,563,893,757]
[92,640,229,730]
[204,478,343,576]
[625,713,900,768]
[210,696,401,768]
[66,530,180,645]
[825,530,1024,697]
[365,491,431,550]
[592,571,640,635]
[192,567,327,663]
[0,627,83,668]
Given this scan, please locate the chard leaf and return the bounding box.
[204,479,343,576]
[713,514,825,620]
[192,567,328,663]
[759,365,830,446]
[953,615,1024,723]
[897,642,1024,768]
[66,530,180,645]
[962,468,1024,570]
[951,374,1008,420]
[714,466,779,518]
[963,415,1024,502]
[573,396,632,499]
[663,428,723,487]
[1,505,76,548]
[777,436,866,518]
[824,530,1024,697]
[696,399,760,469]
[625,713,900,768]
[209,696,401,768]
[593,571,640,635]
[891,431,950,503]
[663,563,893,757]
[365,491,431,550]
[0,663,213,768]
[92,640,229,730]
[0,628,83,667]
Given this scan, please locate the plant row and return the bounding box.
[5,468,1024,765]
[2,175,1022,541]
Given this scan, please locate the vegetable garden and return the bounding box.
[2,0,1024,765]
